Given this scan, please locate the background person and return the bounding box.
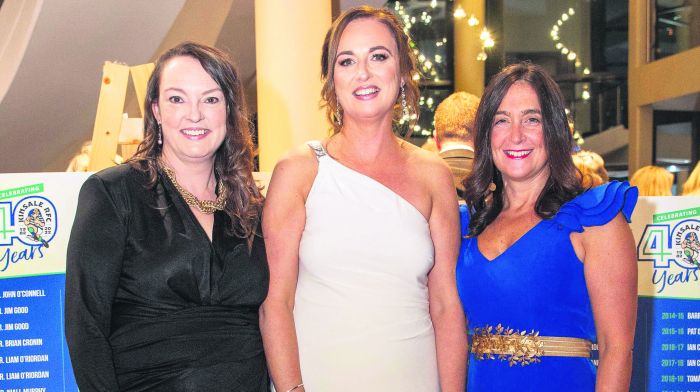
[260,6,466,392]
[434,91,480,198]
[682,161,700,196]
[572,149,608,188]
[65,42,268,391]
[629,165,673,196]
[459,62,638,391]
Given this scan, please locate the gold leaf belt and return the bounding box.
[471,324,593,366]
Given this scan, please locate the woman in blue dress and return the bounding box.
[457,62,638,391]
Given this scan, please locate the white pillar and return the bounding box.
[255,0,332,171]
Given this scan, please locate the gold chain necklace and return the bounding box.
[158,160,227,214]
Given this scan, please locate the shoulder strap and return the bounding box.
[306,140,327,161]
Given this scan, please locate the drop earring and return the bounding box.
[157,123,163,145]
[401,85,409,119]
[335,100,343,126]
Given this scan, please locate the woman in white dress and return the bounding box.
[260,6,467,392]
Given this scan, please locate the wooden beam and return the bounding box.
[88,62,129,171]
[129,63,155,116]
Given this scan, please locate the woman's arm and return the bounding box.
[65,175,126,391]
[426,159,468,392]
[260,149,316,392]
[581,213,637,391]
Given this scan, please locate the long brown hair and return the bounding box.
[320,6,419,134]
[464,62,583,237]
[129,41,263,246]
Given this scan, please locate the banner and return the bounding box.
[0,173,88,392]
[631,196,700,391]
[0,173,698,391]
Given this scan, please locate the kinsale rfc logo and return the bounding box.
[637,207,700,293]
[0,183,57,273]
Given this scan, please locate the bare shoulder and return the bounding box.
[582,213,632,239]
[405,143,453,188]
[267,143,319,202]
[573,212,635,263]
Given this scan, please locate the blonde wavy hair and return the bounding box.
[629,165,674,196]
[683,162,700,196]
[572,150,608,189]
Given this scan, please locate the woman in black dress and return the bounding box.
[65,42,268,391]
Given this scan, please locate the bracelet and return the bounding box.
[286,383,304,392]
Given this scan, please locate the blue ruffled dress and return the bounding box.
[457,181,637,391]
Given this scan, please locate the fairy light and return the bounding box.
[480,28,490,41]
[453,5,466,19]
[550,5,590,73]
[392,1,473,136]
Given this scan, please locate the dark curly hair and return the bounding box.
[463,62,583,237]
[320,6,419,134]
[129,41,263,247]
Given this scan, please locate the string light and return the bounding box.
[453,5,466,19]
[479,28,491,41]
[390,0,453,136]
[467,14,479,26]
[550,5,589,73]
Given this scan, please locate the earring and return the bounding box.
[157,123,163,145]
[488,182,497,192]
[401,85,409,119]
[335,100,343,126]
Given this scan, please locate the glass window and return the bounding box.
[385,0,454,144]
[652,0,700,60]
[653,110,700,193]
[486,0,628,137]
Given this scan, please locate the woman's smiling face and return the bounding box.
[490,81,549,185]
[333,17,402,125]
[152,55,228,166]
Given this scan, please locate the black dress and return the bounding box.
[65,164,269,391]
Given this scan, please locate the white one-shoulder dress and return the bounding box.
[293,141,439,391]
